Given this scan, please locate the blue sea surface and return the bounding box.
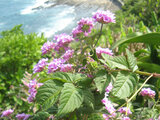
[0,0,77,38]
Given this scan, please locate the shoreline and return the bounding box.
[40,0,122,12]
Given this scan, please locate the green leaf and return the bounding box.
[137,62,160,73]
[126,49,138,71]
[57,83,83,116]
[36,80,63,110]
[101,54,129,70]
[94,70,111,94]
[52,72,88,84]
[82,89,95,109]
[111,32,160,49]
[32,112,50,120]
[112,71,138,99]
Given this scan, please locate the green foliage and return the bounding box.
[111,32,160,49]
[0,25,46,110]
[57,83,83,116]
[36,80,63,110]
[112,71,138,99]
[94,70,111,94]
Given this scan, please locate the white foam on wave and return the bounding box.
[20,0,55,15]
[38,17,75,38]
[37,6,75,38]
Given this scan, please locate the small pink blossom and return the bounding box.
[102,97,116,117]
[33,58,48,73]
[60,64,73,72]
[54,33,73,51]
[96,47,113,58]
[16,113,30,120]
[140,88,156,99]
[93,10,116,24]
[41,41,55,55]
[118,107,132,115]
[105,82,113,94]
[48,59,65,73]
[61,49,74,61]
[1,109,14,117]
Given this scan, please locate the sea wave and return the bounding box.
[38,17,75,38]
[20,0,55,15]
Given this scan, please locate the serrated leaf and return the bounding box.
[36,80,63,110]
[112,71,138,99]
[57,83,83,116]
[101,54,129,70]
[94,70,111,94]
[111,32,160,49]
[82,89,95,109]
[126,49,138,71]
[52,72,88,84]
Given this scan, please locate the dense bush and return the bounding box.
[0,25,46,111]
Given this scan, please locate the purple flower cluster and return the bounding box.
[54,33,73,51]
[72,18,94,38]
[96,47,113,58]
[41,41,55,55]
[105,82,113,94]
[102,97,116,117]
[140,88,156,99]
[61,49,74,61]
[48,59,73,73]
[33,58,48,73]
[16,113,30,120]
[27,79,43,103]
[93,10,116,24]
[118,107,132,115]
[1,109,14,117]
[60,64,73,72]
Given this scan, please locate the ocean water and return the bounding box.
[0,0,100,38]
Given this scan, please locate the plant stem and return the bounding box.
[127,74,153,102]
[94,23,103,47]
[111,74,153,115]
[107,68,160,78]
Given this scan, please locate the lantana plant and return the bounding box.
[1,9,160,120]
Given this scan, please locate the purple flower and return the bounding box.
[16,113,30,120]
[1,109,14,117]
[96,47,113,58]
[61,49,74,61]
[54,33,73,51]
[102,114,110,120]
[60,64,73,72]
[122,117,130,120]
[72,18,94,39]
[27,79,43,103]
[77,18,94,36]
[102,97,116,117]
[93,10,116,24]
[33,58,48,74]
[48,59,65,73]
[72,27,83,39]
[118,107,132,115]
[140,88,156,99]
[105,82,113,94]
[41,41,55,55]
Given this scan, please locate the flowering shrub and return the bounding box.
[1,9,160,120]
